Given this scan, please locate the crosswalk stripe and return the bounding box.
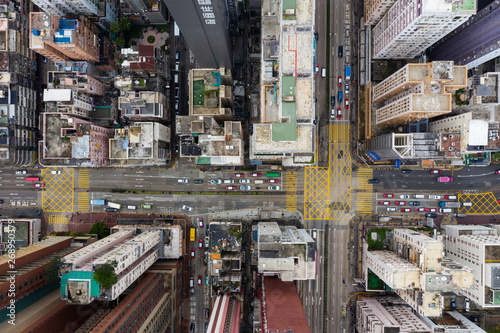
[78,192,89,211]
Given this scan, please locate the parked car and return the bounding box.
[430,169,441,174]
[395,201,406,206]
[383,193,394,198]
[199,239,203,249]
[198,218,203,228]
[250,173,261,177]
[211,179,222,184]
[191,248,195,258]
[379,201,390,205]
[198,275,202,286]
[268,186,280,190]
[183,205,193,211]
[234,173,245,177]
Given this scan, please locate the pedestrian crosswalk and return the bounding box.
[78,192,89,212]
[47,214,68,225]
[356,168,373,213]
[78,170,89,189]
[286,173,297,211]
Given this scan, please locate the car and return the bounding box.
[234,173,245,177]
[331,96,336,106]
[387,207,396,212]
[395,201,406,206]
[383,193,394,198]
[337,108,342,119]
[315,64,319,75]
[314,31,318,40]
[345,99,349,109]
[400,194,410,199]
[0,200,3,204]
[199,239,203,249]
[250,173,261,177]
[368,179,379,184]
[198,218,203,228]
[226,186,236,190]
[338,90,343,103]
[312,228,317,239]
[409,201,420,206]
[240,185,251,190]
[437,176,453,182]
[239,179,250,184]
[268,186,280,190]
[444,195,457,200]
[174,87,180,98]
[174,99,179,110]
[191,248,195,258]
[429,195,442,199]
[205,235,209,246]
[183,205,193,211]
[194,179,203,184]
[495,170,500,175]
[178,179,188,183]
[34,183,44,188]
[331,108,336,119]
[198,275,202,286]
[15,170,27,175]
[401,208,411,212]
[426,208,438,212]
[338,45,343,58]
[268,179,279,183]
[379,201,390,205]
[451,298,456,310]
[415,207,426,212]
[211,179,222,184]
[105,208,118,212]
[430,169,441,174]
[425,213,438,218]
[345,83,349,94]
[205,308,210,319]
[401,169,412,174]
[338,76,342,87]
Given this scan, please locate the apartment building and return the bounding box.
[118,90,166,121]
[364,0,397,26]
[48,71,105,96]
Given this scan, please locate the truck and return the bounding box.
[174,22,180,37]
[92,199,106,206]
[107,202,122,209]
[345,66,351,80]
[438,201,461,208]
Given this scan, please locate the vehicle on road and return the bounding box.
[338,90,343,103]
[239,179,250,184]
[268,179,279,183]
[250,173,261,177]
[338,76,342,87]
[92,199,106,205]
[331,96,335,106]
[105,208,118,212]
[345,83,349,94]
[401,208,411,212]
[205,236,209,248]
[430,169,441,174]
[190,228,196,241]
[338,45,343,58]
[345,66,351,80]
[226,186,236,190]
[178,179,188,183]
[198,275,202,286]
[345,99,349,109]
[426,208,438,212]
[379,201,390,205]
[108,202,121,209]
[267,172,281,177]
[454,213,467,217]
[194,179,203,184]
[451,298,456,310]
[413,194,425,199]
[444,195,457,199]
[211,179,222,184]
[127,205,136,210]
[415,207,426,212]
[429,195,442,199]
[51,170,61,175]
[141,204,152,209]
[15,170,27,174]
[387,207,396,212]
[199,239,203,249]
[191,248,195,258]
[268,186,280,190]
[234,173,244,178]
[437,176,453,182]
[383,193,394,198]
[425,213,438,218]
[312,228,317,239]
[240,185,251,190]
[337,108,342,119]
[399,194,410,199]
[321,67,326,78]
[496,170,500,175]
[183,205,193,211]
[401,169,412,174]
[314,31,318,40]
[439,201,461,208]
[409,201,420,206]
[315,64,319,75]
[395,201,406,206]
[331,109,335,119]
[368,179,379,184]
[439,208,452,213]
[223,179,234,184]
[26,177,40,181]
[198,218,203,228]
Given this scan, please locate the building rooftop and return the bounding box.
[189,68,233,117]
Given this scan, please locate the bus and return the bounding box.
[266,172,280,178]
[190,228,196,242]
[108,202,122,209]
[25,177,40,181]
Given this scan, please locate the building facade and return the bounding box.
[364,0,397,26]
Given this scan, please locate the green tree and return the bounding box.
[116,37,125,47]
[147,35,155,44]
[110,22,120,34]
[93,261,118,290]
[45,256,62,283]
[492,152,500,161]
[89,222,110,239]
[119,18,131,31]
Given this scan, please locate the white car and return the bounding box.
[399,194,410,199]
[182,205,193,211]
[268,186,280,190]
[239,179,250,184]
[387,207,396,212]
[240,185,251,190]
[15,170,27,175]
[429,195,442,199]
[51,170,61,175]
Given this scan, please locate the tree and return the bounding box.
[89,222,110,239]
[116,37,125,47]
[147,35,155,44]
[119,18,131,31]
[45,256,63,283]
[110,22,120,34]
[492,152,500,161]
[93,261,118,290]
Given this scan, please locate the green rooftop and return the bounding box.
[281,76,296,98]
[192,80,205,106]
[282,0,297,20]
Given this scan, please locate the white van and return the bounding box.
[462,202,472,207]
[412,194,425,199]
[321,67,326,77]
[254,180,265,184]
[223,179,234,184]
[312,228,317,239]
[190,277,194,287]
[174,74,179,84]
[127,205,137,210]
[439,208,452,213]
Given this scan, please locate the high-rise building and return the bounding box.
[0,8,38,167]
[443,225,500,308]
[29,13,100,63]
[31,0,99,17]
[373,0,476,59]
[373,61,467,126]
[189,68,233,120]
[364,0,397,26]
[163,0,232,68]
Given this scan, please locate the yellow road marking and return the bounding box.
[79,170,89,189]
[78,192,89,212]
[46,214,68,225]
[41,168,74,213]
[458,192,500,215]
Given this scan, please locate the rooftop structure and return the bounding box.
[257,222,316,281]
[48,71,105,96]
[43,88,93,118]
[443,225,500,308]
[252,0,315,165]
[373,62,467,126]
[0,219,41,252]
[364,0,397,26]
[118,90,166,121]
[176,116,243,166]
[41,113,112,167]
[29,13,100,62]
[109,122,171,167]
[372,0,477,59]
[189,68,233,120]
[120,45,168,78]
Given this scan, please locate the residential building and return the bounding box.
[364,0,397,26]
[176,116,243,166]
[163,0,232,68]
[372,0,477,59]
[109,122,171,167]
[0,218,41,252]
[118,90,166,121]
[120,0,148,23]
[43,88,93,118]
[0,8,38,167]
[252,0,315,166]
[121,45,168,78]
[258,276,311,333]
[207,293,242,333]
[29,13,100,63]
[189,68,233,120]
[30,0,99,18]
[373,61,467,126]
[443,225,500,308]
[40,113,112,167]
[0,236,74,310]
[356,297,432,333]
[421,311,487,333]
[48,71,105,96]
[257,222,316,281]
